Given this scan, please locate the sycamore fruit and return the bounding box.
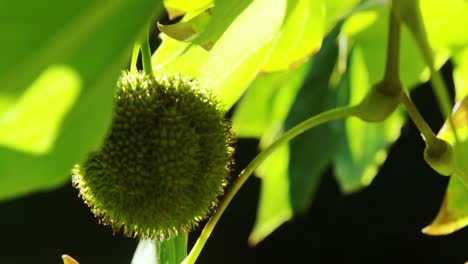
[72,70,234,240]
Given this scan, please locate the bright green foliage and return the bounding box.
[261,0,325,72]
[0,0,164,200]
[163,0,212,19]
[424,177,468,235]
[0,66,80,154]
[158,12,212,42]
[343,3,425,89]
[420,0,468,54]
[237,61,312,245]
[426,96,468,234]
[242,26,342,244]
[72,70,233,239]
[453,47,468,101]
[249,144,292,245]
[283,33,342,214]
[154,0,286,109]
[335,46,404,193]
[232,61,311,139]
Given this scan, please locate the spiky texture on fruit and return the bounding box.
[72,70,233,240]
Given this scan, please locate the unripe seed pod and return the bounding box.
[72,70,234,240]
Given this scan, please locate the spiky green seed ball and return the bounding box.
[72,70,233,240]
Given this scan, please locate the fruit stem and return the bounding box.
[182,105,359,264]
[131,43,141,72]
[401,91,446,155]
[394,0,459,145]
[381,3,401,94]
[140,24,154,76]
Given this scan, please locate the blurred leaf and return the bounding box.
[0,0,164,200]
[420,0,468,54]
[334,46,404,193]
[236,57,312,246]
[154,0,286,109]
[260,0,361,73]
[158,10,211,42]
[324,0,360,25]
[163,0,212,19]
[453,48,468,101]
[0,66,80,154]
[261,0,325,72]
[62,255,79,264]
[0,1,158,97]
[395,0,468,87]
[191,0,253,50]
[249,27,342,244]
[232,62,311,138]
[249,144,292,245]
[437,97,468,187]
[152,34,209,76]
[132,235,187,264]
[342,2,426,89]
[284,29,342,213]
[425,96,468,235]
[198,0,286,108]
[423,177,468,235]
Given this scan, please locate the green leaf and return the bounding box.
[154,0,287,109]
[420,0,468,55]
[342,2,426,88]
[232,62,311,138]
[191,0,253,50]
[132,235,187,264]
[334,45,404,193]
[249,26,342,244]
[0,66,80,154]
[152,34,210,76]
[423,177,468,235]
[0,0,164,200]
[260,0,361,72]
[394,0,468,84]
[163,0,212,19]
[249,144,292,245]
[284,28,343,213]
[437,97,468,186]
[453,47,468,101]
[261,0,325,72]
[426,96,468,236]
[240,62,311,246]
[158,11,211,42]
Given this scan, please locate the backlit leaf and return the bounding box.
[154,0,287,109]
[334,45,404,193]
[163,0,212,19]
[425,97,468,235]
[249,27,342,244]
[0,0,164,200]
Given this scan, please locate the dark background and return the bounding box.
[1,63,468,263]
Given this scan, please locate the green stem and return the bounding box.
[182,105,359,264]
[382,4,401,90]
[401,92,446,154]
[140,24,154,76]
[130,43,141,72]
[396,0,459,144]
